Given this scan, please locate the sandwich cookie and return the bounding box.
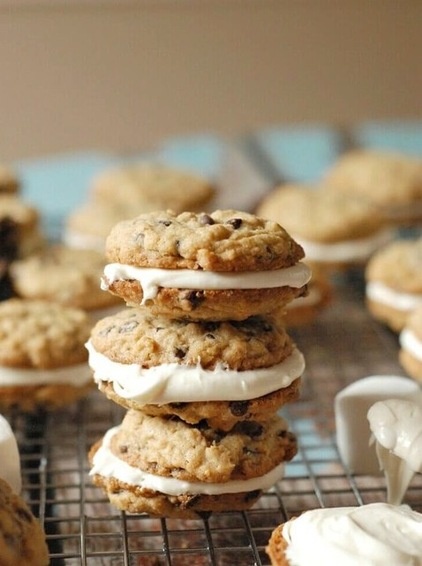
[89,409,297,519]
[365,237,422,332]
[0,299,92,412]
[87,308,304,431]
[102,209,311,321]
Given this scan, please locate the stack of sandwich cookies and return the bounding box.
[88,209,310,518]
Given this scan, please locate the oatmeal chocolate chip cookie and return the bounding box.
[102,209,310,320]
[365,237,422,332]
[91,163,215,212]
[324,149,422,225]
[10,244,122,316]
[0,477,49,566]
[0,165,20,195]
[87,309,304,429]
[89,412,297,519]
[256,184,392,272]
[0,299,93,412]
[111,410,296,483]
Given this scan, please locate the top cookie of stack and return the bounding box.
[101,209,311,321]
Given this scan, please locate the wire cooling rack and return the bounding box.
[9,273,421,566]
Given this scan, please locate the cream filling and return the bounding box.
[101,262,312,304]
[0,363,91,387]
[0,414,21,494]
[295,228,393,263]
[366,281,422,311]
[368,398,422,505]
[282,503,422,565]
[90,425,286,496]
[86,340,305,404]
[399,328,422,362]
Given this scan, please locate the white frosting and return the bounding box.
[282,503,422,565]
[294,228,393,263]
[86,340,305,404]
[101,262,312,304]
[0,363,91,387]
[399,328,422,362]
[335,375,421,475]
[90,425,286,496]
[0,415,21,494]
[366,281,422,311]
[368,398,422,505]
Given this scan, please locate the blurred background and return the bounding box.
[0,0,421,161]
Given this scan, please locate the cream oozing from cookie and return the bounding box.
[294,228,393,263]
[85,340,304,403]
[366,281,422,311]
[0,414,21,494]
[90,425,286,495]
[101,262,311,303]
[399,327,422,361]
[0,364,91,387]
[368,398,422,505]
[281,503,422,565]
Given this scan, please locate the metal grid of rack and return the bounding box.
[11,274,422,565]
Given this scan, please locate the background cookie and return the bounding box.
[0,298,93,412]
[10,244,122,321]
[0,165,20,195]
[91,162,216,212]
[256,183,392,272]
[365,237,422,332]
[324,149,422,225]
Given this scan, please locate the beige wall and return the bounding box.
[0,0,421,161]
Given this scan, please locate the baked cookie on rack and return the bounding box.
[89,409,297,519]
[87,308,304,431]
[10,245,123,323]
[256,184,393,273]
[323,149,422,226]
[365,237,422,332]
[90,162,216,212]
[0,477,49,566]
[101,209,311,321]
[266,503,422,565]
[0,299,93,412]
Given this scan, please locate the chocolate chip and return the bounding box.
[237,421,264,438]
[202,321,220,332]
[244,489,261,502]
[0,217,18,261]
[199,214,215,226]
[174,347,186,359]
[158,220,172,227]
[182,494,202,509]
[227,218,242,229]
[205,333,215,340]
[229,400,249,416]
[16,507,33,523]
[170,402,187,409]
[98,325,115,336]
[183,290,205,308]
[119,444,128,453]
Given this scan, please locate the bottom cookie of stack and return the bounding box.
[89,410,297,519]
